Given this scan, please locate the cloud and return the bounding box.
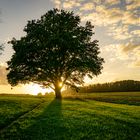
[122,11,140,25]
[131,30,140,36]
[126,0,140,10]
[120,43,140,53]
[130,46,140,67]
[104,44,130,60]
[52,0,61,8]
[131,60,140,67]
[108,24,132,40]
[104,41,140,67]
[0,64,8,85]
[52,0,140,44]
[76,0,139,40]
[63,1,81,9]
[81,6,123,26]
[53,0,139,25]
[80,2,95,11]
[105,0,120,6]
[53,0,81,9]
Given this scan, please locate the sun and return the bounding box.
[24,83,52,95]
[59,82,63,88]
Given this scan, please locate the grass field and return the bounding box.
[0,92,140,140]
[63,92,140,105]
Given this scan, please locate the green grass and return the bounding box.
[0,95,43,129]
[63,92,140,105]
[0,92,140,140]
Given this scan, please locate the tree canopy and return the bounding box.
[7,9,104,98]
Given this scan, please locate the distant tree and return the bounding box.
[7,9,104,99]
[37,92,42,96]
[0,44,4,55]
[80,80,140,93]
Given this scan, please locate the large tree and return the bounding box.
[7,9,104,98]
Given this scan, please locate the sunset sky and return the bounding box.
[0,0,140,94]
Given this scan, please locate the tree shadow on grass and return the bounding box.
[22,99,66,140]
[1,98,71,140]
[22,99,140,140]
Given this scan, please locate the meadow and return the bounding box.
[0,92,140,140]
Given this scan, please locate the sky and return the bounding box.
[0,0,140,94]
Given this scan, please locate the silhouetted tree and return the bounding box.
[7,9,104,99]
[0,44,4,55]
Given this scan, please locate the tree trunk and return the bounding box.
[55,86,62,99]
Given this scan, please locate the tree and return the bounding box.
[0,44,4,55]
[7,9,104,99]
[79,80,140,92]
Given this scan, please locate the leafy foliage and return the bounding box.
[7,9,104,98]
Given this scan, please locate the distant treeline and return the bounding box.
[80,80,140,92]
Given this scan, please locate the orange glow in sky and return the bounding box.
[24,83,52,95]
[0,83,52,95]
